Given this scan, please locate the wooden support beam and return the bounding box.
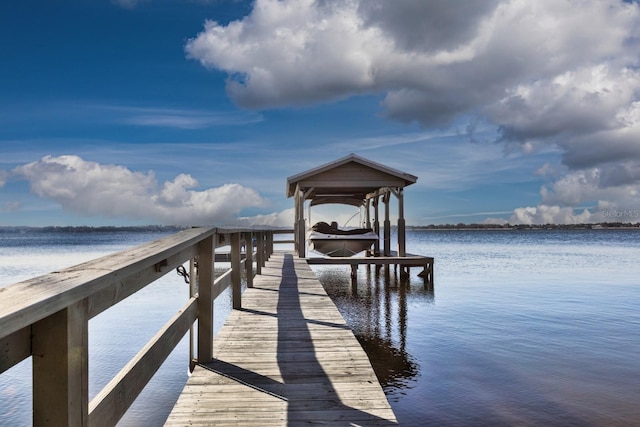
[189,258,196,372]
[418,259,434,290]
[256,232,264,272]
[297,193,306,258]
[267,232,274,259]
[244,232,254,288]
[293,186,300,254]
[231,232,242,309]
[383,192,391,257]
[0,326,30,374]
[197,235,214,363]
[373,196,380,256]
[397,188,406,257]
[32,299,88,427]
[350,264,358,279]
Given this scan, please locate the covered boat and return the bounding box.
[308,221,378,257]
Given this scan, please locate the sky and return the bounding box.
[2,0,640,227]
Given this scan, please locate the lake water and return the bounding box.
[2,228,640,425]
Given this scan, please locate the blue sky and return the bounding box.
[2,0,640,226]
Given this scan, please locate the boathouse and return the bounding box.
[287,153,417,259]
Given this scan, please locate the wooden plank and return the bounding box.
[0,326,30,373]
[89,297,197,426]
[166,251,397,426]
[87,245,197,319]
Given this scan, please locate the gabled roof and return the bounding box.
[286,153,417,203]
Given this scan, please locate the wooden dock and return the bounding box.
[165,251,398,426]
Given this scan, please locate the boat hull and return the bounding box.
[308,230,378,257]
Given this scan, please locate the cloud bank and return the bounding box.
[12,155,268,225]
[186,0,640,223]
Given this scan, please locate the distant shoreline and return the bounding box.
[1,223,639,232]
[0,225,188,233]
[407,222,640,231]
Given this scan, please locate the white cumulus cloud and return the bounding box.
[510,205,593,225]
[12,155,267,225]
[237,208,295,228]
[186,0,640,224]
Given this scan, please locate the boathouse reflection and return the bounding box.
[313,265,434,392]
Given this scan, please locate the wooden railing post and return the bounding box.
[197,234,215,363]
[231,232,242,309]
[32,299,88,427]
[256,232,264,273]
[244,232,254,288]
[189,257,197,371]
[267,231,274,259]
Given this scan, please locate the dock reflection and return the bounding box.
[313,265,434,393]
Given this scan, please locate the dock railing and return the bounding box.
[0,226,292,426]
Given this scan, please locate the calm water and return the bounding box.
[315,229,640,426]
[2,228,640,425]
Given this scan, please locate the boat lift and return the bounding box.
[286,153,433,287]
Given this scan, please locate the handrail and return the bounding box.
[0,226,293,426]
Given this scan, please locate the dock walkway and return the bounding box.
[165,251,397,426]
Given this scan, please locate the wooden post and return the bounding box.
[256,232,264,272]
[267,231,274,259]
[397,188,406,257]
[418,258,434,290]
[383,192,391,257]
[231,232,242,309]
[32,299,88,427]
[298,208,306,259]
[197,234,214,363]
[294,189,299,254]
[189,257,196,372]
[373,195,380,256]
[297,192,307,258]
[244,232,254,288]
[365,199,371,229]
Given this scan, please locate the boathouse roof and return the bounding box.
[286,153,417,206]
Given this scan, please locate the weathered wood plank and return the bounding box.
[0,326,30,373]
[165,251,397,426]
[87,245,197,318]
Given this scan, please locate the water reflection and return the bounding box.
[313,265,434,395]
